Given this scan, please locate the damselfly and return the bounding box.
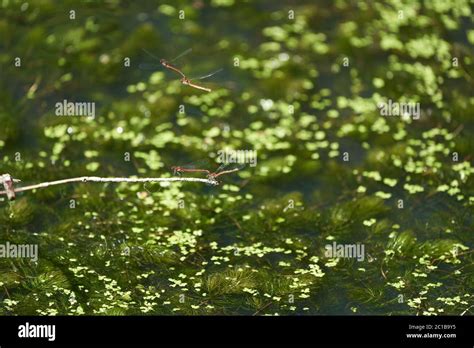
[171,160,245,183]
[0,174,20,201]
[171,158,213,176]
[140,48,221,92]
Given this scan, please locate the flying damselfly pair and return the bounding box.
[139,48,222,92]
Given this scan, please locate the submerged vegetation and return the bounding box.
[0,0,473,315]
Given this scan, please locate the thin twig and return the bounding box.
[0,175,218,199]
[253,301,273,316]
[461,304,474,316]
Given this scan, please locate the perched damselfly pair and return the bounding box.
[139,48,222,92]
[171,160,245,184]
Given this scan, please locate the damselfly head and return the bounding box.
[1,174,18,201]
[171,166,182,176]
[0,174,20,183]
[207,177,220,186]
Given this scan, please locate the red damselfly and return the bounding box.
[171,158,213,176]
[140,48,221,92]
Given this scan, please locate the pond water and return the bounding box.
[0,0,473,315]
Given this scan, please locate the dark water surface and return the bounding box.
[0,0,473,315]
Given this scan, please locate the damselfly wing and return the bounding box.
[208,162,246,181]
[139,48,192,77]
